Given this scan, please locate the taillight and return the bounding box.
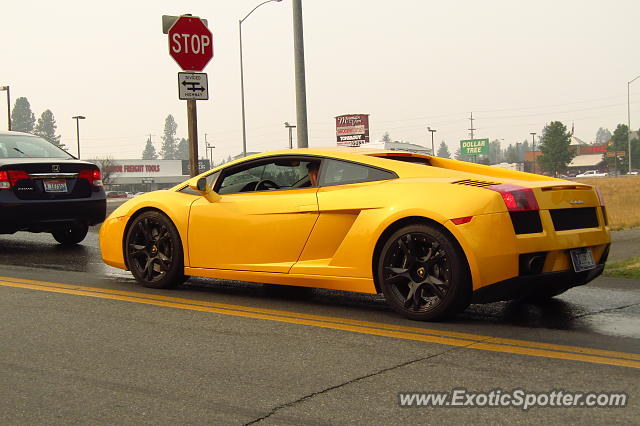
[79,168,103,187]
[487,184,539,211]
[0,170,30,189]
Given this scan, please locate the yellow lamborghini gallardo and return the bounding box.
[99,148,610,320]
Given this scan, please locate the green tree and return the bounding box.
[11,97,36,133]
[176,138,189,160]
[605,124,631,173]
[141,136,158,160]
[504,144,519,163]
[538,121,575,175]
[488,139,502,164]
[34,109,64,148]
[436,141,451,158]
[454,147,473,162]
[160,114,178,160]
[381,131,392,143]
[595,127,612,145]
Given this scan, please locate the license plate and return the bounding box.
[570,247,596,272]
[43,179,67,193]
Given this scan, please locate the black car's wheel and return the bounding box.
[377,224,471,321]
[51,222,89,245]
[125,211,186,289]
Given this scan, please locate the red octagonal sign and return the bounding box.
[168,16,213,71]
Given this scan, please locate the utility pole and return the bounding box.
[284,122,296,149]
[205,133,214,166]
[468,112,476,139]
[0,86,10,131]
[292,0,308,148]
[530,132,537,174]
[427,127,436,156]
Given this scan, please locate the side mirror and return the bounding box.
[188,177,220,203]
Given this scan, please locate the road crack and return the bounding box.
[244,339,486,425]
[570,302,640,319]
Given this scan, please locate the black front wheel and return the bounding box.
[125,211,186,288]
[51,222,89,245]
[377,224,471,321]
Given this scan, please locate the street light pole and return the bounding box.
[239,0,282,158]
[0,86,10,131]
[628,74,640,174]
[292,0,308,148]
[72,116,86,159]
[427,127,436,156]
[530,132,537,174]
[284,122,296,149]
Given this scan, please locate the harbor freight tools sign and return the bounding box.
[178,72,209,100]
[335,114,370,146]
[460,138,489,155]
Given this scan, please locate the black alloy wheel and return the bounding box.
[378,224,470,321]
[125,211,186,288]
[51,222,89,245]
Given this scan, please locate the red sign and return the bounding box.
[335,114,370,146]
[168,16,213,71]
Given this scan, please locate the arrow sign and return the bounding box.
[178,72,209,100]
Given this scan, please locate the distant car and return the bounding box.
[106,191,128,198]
[629,170,639,176]
[576,170,608,178]
[100,147,610,321]
[0,130,106,245]
[133,191,146,197]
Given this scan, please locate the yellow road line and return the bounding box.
[1,276,638,369]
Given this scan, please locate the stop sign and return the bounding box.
[168,16,213,71]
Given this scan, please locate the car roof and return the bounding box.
[0,130,41,137]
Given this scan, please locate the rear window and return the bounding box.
[376,155,431,165]
[0,134,73,159]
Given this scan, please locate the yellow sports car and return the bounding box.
[99,148,610,320]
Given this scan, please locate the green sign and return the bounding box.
[460,138,489,155]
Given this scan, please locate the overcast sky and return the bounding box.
[2,0,640,161]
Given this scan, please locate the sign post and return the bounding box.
[167,15,213,177]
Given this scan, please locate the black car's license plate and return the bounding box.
[570,247,596,272]
[43,179,67,193]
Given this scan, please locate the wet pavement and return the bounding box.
[0,224,638,341]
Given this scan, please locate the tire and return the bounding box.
[52,222,89,245]
[377,224,471,321]
[125,211,186,289]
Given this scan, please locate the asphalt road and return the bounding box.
[0,211,638,424]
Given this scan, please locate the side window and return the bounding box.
[216,158,321,195]
[218,164,266,194]
[319,159,396,187]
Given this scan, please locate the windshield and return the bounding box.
[0,134,73,159]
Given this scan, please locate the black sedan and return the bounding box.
[0,130,106,244]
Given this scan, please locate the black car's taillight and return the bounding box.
[0,170,30,189]
[78,169,103,187]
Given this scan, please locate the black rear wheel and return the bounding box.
[377,224,471,321]
[51,222,89,245]
[125,211,186,288]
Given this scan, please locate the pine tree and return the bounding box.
[538,121,575,175]
[142,137,158,160]
[436,141,451,158]
[160,115,178,160]
[381,132,392,143]
[606,124,630,172]
[34,109,64,148]
[176,138,189,160]
[11,97,36,133]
